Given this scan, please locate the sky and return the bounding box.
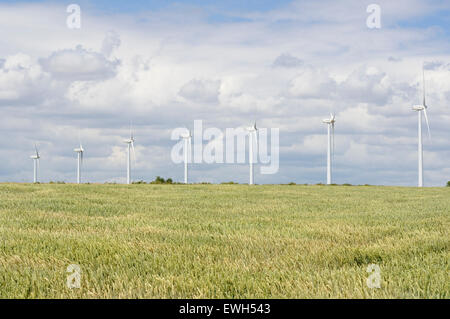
[0,0,449,186]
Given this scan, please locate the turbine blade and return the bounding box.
[422,65,426,106]
[332,122,335,157]
[130,120,133,140]
[254,131,258,161]
[131,141,136,167]
[188,137,192,163]
[423,108,431,140]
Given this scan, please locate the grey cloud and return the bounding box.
[424,60,450,70]
[273,53,303,68]
[288,67,337,99]
[338,66,392,106]
[40,45,119,81]
[179,79,221,103]
[101,31,121,57]
[388,56,402,62]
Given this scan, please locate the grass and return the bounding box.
[0,183,448,299]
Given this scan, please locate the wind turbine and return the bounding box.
[73,141,84,184]
[181,130,192,184]
[30,144,40,183]
[322,113,336,185]
[246,122,258,185]
[412,67,431,187]
[123,125,136,184]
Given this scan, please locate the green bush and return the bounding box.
[150,177,173,184]
[132,180,147,184]
[447,181,450,187]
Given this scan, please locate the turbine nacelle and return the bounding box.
[246,122,257,132]
[181,130,192,139]
[412,105,426,111]
[322,113,336,124]
[31,145,40,159]
[123,138,134,144]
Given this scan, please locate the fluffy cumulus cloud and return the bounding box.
[179,79,221,103]
[0,0,449,186]
[40,45,119,81]
[0,53,51,105]
[339,66,392,106]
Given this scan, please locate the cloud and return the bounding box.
[179,79,221,103]
[101,31,121,57]
[339,66,392,106]
[40,45,119,81]
[0,53,51,105]
[288,67,337,98]
[272,53,303,68]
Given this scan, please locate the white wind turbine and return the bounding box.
[73,140,84,184]
[412,67,431,187]
[123,125,136,185]
[30,144,40,183]
[322,113,336,185]
[180,130,192,184]
[246,122,258,185]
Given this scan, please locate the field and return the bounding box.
[0,183,448,298]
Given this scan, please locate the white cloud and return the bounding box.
[179,79,221,103]
[40,45,119,81]
[289,67,336,98]
[0,53,51,104]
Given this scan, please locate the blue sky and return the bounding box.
[0,0,449,185]
[1,0,293,12]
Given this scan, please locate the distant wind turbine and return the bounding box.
[322,113,336,185]
[181,130,192,184]
[246,122,258,185]
[123,124,136,185]
[73,141,84,184]
[30,144,40,183]
[412,66,431,187]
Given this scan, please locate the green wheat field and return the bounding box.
[0,183,448,298]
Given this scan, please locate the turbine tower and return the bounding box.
[123,125,136,185]
[181,130,192,184]
[322,114,336,185]
[73,142,84,184]
[30,144,40,183]
[412,67,431,187]
[246,122,258,185]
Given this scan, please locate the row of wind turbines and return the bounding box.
[29,68,432,187]
[321,67,431,187]
[30,129,135,185]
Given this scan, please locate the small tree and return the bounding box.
[447,181,450,187]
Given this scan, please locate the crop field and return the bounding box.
[0,183,448,298]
